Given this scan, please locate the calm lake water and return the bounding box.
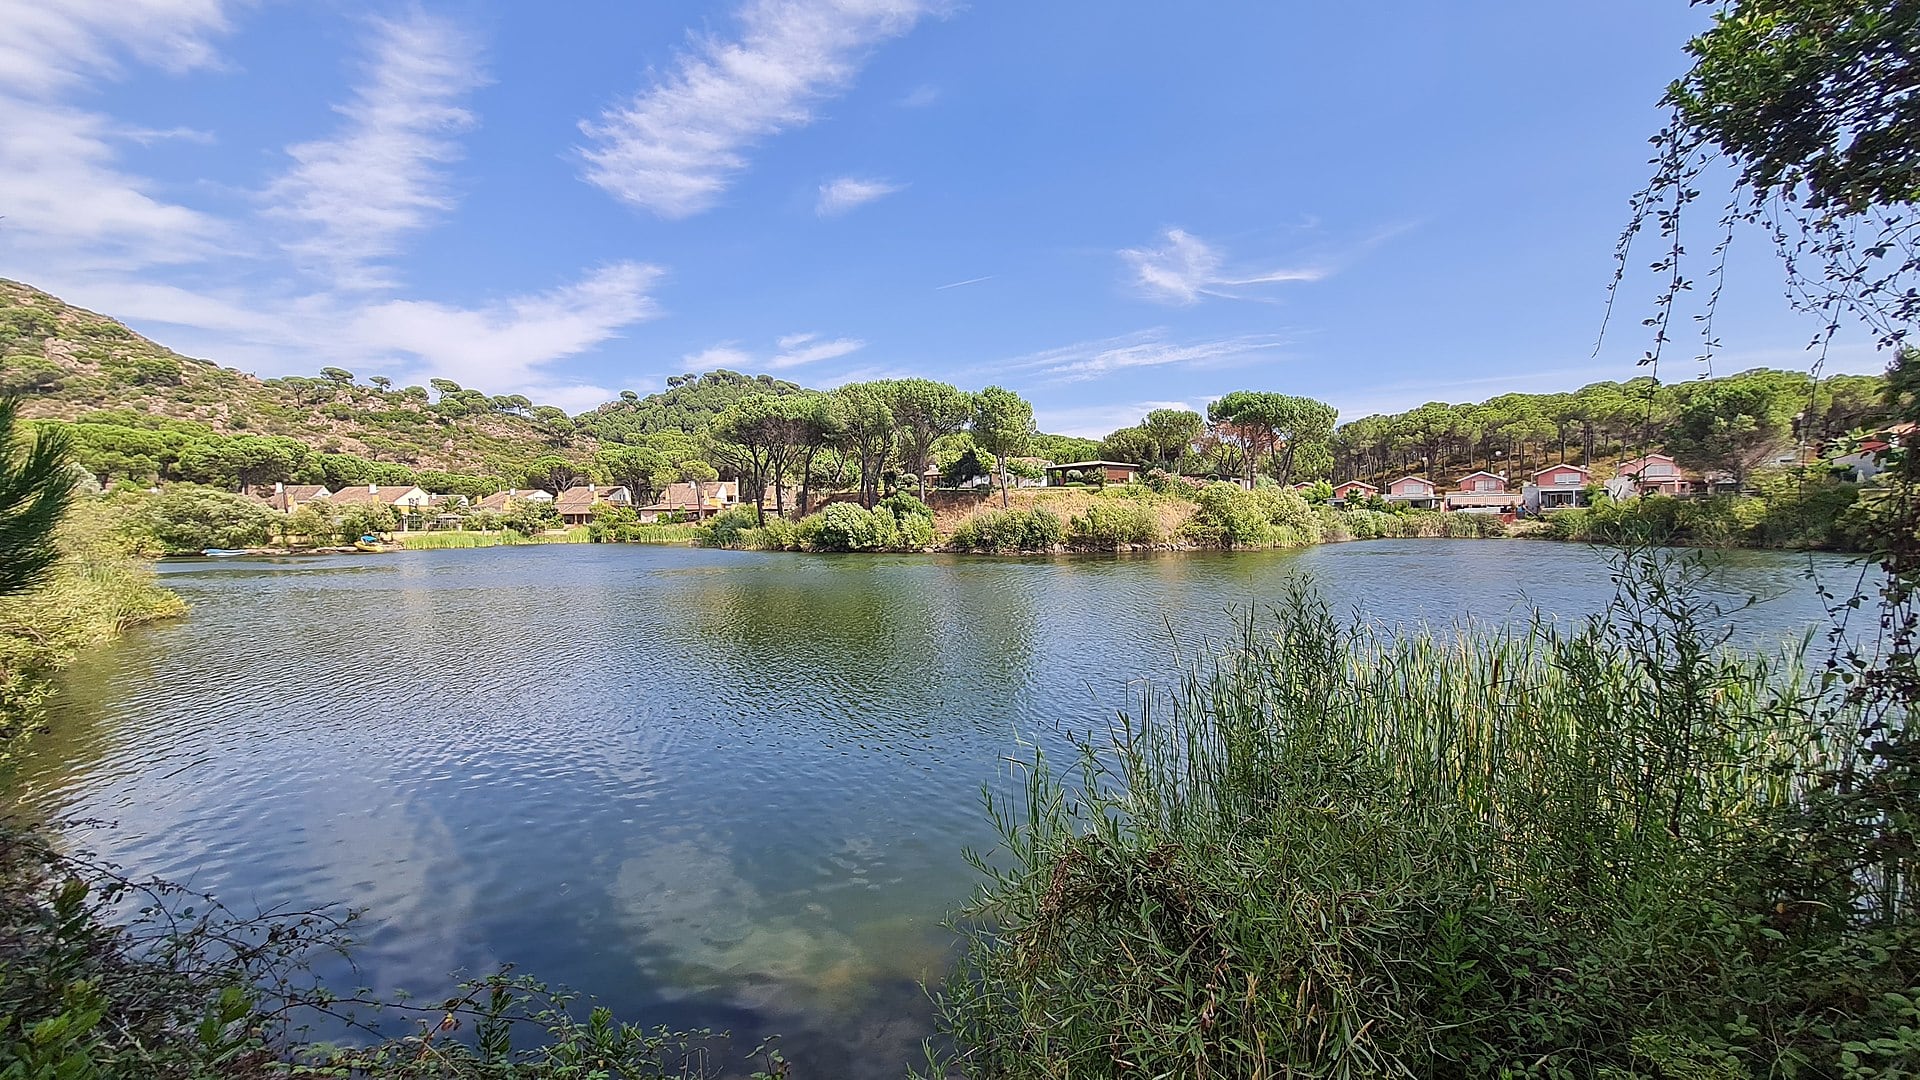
[9,540,1850,1076]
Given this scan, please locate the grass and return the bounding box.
[927,548,1919,1079]
[394,527,596,550]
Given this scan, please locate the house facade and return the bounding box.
[249,483,330,512]
[325,484,433,528]
[1615,453,1693,496]
[475,488,554,512]
[1443,471,1519,512]
[555,484,633,526]
[1045,461,1141,485]
[638,480,739,522]
[1332,480,1378,503]
[1524,464,1591,511]
[1384,475,1439,509]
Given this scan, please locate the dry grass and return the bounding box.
[934,487,1195,540]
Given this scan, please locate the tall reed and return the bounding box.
[928,549,1914,1079]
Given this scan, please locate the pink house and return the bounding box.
[1444,471,1519,512]
[1616,453,1692,496]
[1384,475,1439,509]
[1333,480,1378,503]
[1527,463,1592,510]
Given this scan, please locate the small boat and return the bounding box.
[200,548,251,557]
[352,535,386,553]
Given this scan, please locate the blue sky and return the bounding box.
[0,1,1888,436]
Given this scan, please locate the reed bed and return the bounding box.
[929,550,1917,1079]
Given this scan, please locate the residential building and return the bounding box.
[638,480,739,522]
[1332,480,1378,503]
[1444,471,1520,512]
[325,484,434,528]
[555,484,633,526]
[1615,453,1693,496]
[1523,464,1592,511]
[1384,475,1439,509]
[1045,461,1142,485]
[475,488,555,512]
[248,483,330,513]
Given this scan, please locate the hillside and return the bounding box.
[1,279,592,478]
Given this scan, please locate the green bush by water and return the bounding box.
[928,550,1919,1079]
[948,508,1067,553]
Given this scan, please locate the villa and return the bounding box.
[1332,480,1378,503]
[1444,471,1520,512]
[1384,475,1440,510]
[1524,463,1591,511]
[248,483,331,513]
[1615,453,1693,496]
[638,480,739,522]
[475,488,554,512]
[555,484,633,526]
[326,484,434,527]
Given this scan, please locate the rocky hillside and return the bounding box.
[1,279,593,476]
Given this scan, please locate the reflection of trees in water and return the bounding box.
[677,555,1042,742]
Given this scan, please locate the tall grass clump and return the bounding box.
[1066,500,1162,550]
[928,548,1918,1079]
[949,508,1066,553]
[397,530,506,549]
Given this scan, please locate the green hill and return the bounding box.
[1,279,598,482]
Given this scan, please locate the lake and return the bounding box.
[8,540,1849,1076]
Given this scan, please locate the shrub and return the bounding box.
[928,553,1917,1080]
[1067,500,1162,550]
[695,505,760,547]
[877,491,933,522]
[1186,482,1272,547]
[808,503,901,552]
[138,486,277,553]
[949,508,1066,553]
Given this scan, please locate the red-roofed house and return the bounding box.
[1525,464,1591,511]
[1384,475,1439,509]
[1616,453,1692,496]
[1444,471,1519,511]
[248,483,331,513]
[1332,480,1378,504]
[555,484,633,526]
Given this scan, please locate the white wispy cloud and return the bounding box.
[897,83,939,108]
[935,274,992,290]
[1120,228,1324,305]
[578,0,937,218]
[0,3,663,413]
[0,3,238,269]
[264,10,486,289]
[1000,328,1291,383]
[1033,400,1205,440]
[0,0,234,99]
[58,263,665,407]
[815,175,903,216]
[680,331,866,373]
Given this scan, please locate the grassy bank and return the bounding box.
[927,550,1917,1079]
[0,494,183,748]
[394,527,593,550]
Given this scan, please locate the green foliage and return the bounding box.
[575,369,806,441]
[0,495,183,745]
[0,399,75,596]
[808,502,902,551]
[1546,483,1857,550]
[1066,500,1162,550]
[137,485,277,553]
[1183,482,1316,548]
[694,505,761,547]
[928,554,1919,1080]
[334,503,398,543]
[498,498,560,537]
[948,508,1065,553]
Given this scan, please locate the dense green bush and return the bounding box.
[695,505,760,547]
[1066,500,1162,550]
[809,502,901,551]
[1185,482,1319,548]
[949,508,1066,553]
[137,485,277,553]
[1546,484,1858,550]
[929,554,1919,1079]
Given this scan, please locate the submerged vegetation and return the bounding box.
[929,552,1918,1079]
